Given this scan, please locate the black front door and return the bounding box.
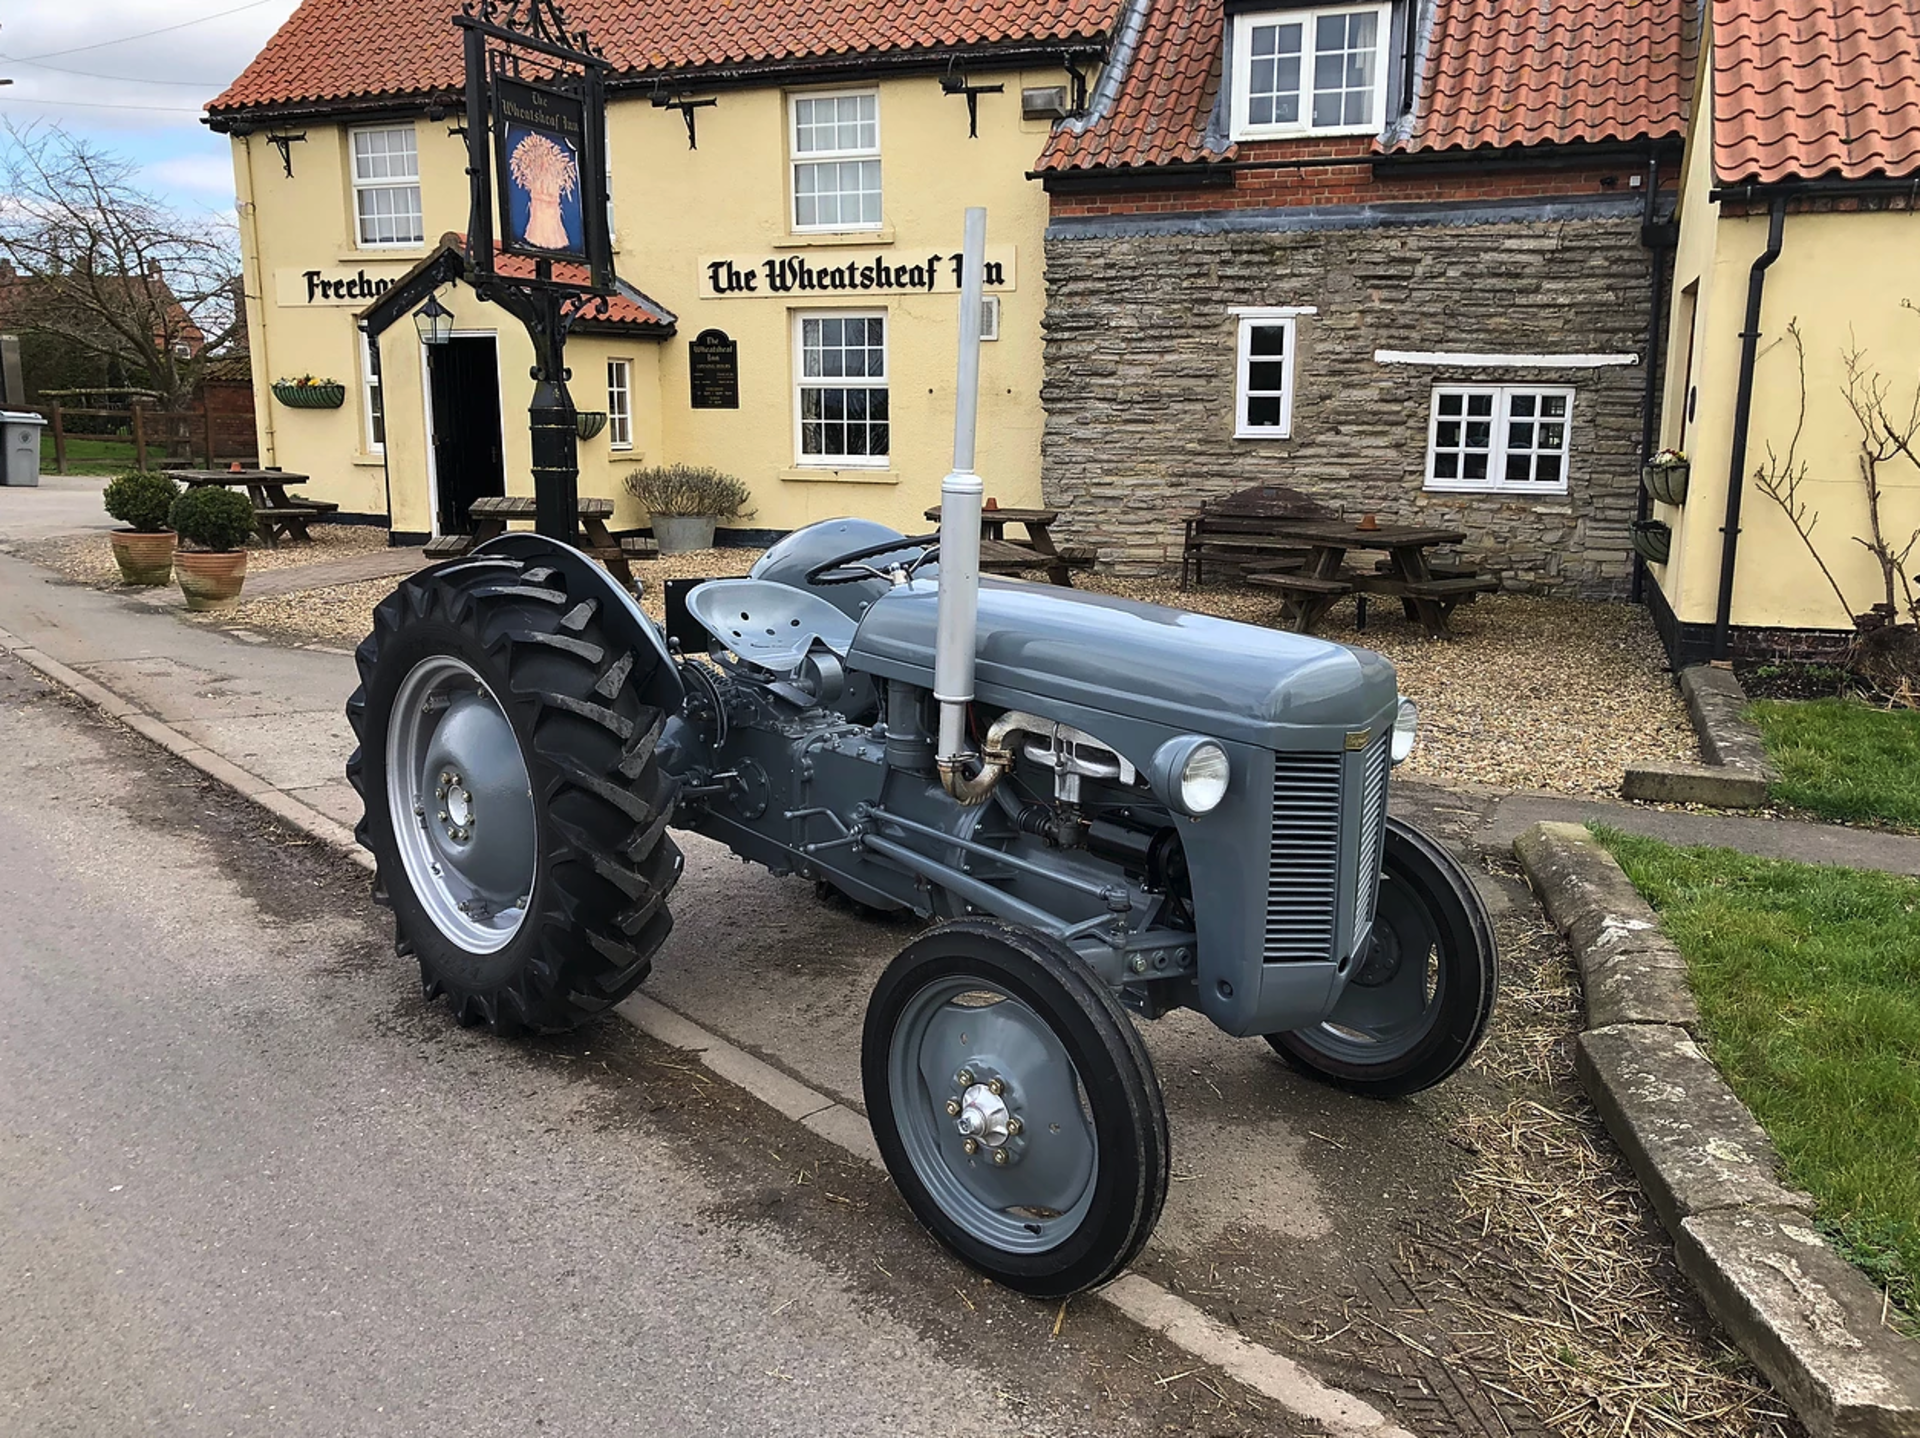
[427,336,505,534]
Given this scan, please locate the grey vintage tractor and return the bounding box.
[346,213,1497,1298]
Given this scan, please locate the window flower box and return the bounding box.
[1629,518,1672,565]
[1642,448,1690,505]
[273,377,346,409]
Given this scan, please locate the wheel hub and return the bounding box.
[956,1081,1013,1147]
[386,655,537,954]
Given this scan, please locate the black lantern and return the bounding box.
[413,293,455,346]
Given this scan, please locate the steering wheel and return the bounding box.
[804,532,940,587]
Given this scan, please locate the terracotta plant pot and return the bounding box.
[110,529,176,586]
[173,549,249,611]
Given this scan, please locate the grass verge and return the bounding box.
[40,434,141,475]
[1594,825,1920,1332]
[1750,697,1920,830]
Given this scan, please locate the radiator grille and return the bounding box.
[1264,751,1344,963]
[1353,732,1391,939]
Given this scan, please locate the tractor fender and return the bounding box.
[472,532,685,718]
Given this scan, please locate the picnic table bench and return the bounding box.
[925,504,1092,587]
[173,469,334,547]
[1249,520,1495,640]
[423,495,633,586]
[1181,483,1335,588]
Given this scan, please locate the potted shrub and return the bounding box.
[575,410,608,440]
[101,470,181,585]
[271,374,346,409]
[1642,446,1690,505]
[1629,518,1672,565]
[169,486,256,610]
[623,464,753,553]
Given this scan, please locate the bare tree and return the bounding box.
[1753,316,1920,698]
[0,121,242,412]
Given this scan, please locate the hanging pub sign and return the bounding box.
[688,329,739,409]
[457,0,613,294]
[493,77,594,264]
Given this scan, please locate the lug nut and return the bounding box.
[987,1078,1004,1097]
[962,1137,979,1156]
[993,1149,1009,1166]
[944,1098,961,1117]
[437,810,448,822]
[956,1068,975,1087]
[1007,1117,1023,1136]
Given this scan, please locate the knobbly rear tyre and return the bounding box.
[346,554,682,1033]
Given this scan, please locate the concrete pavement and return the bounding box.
[0,655,1314,1438]
[0,473,116,542]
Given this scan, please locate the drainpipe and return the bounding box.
[1632,153,1668,603]
[233,133,277,467]
[1712,197,1787,659]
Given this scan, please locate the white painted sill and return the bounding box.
[776,226,896,249]
[1423,480,1571,498]
[778,465,899,485]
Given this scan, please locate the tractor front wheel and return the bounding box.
[1264,818,1498,1098]
[863,919,1168,1297]
[346,554,682,1032]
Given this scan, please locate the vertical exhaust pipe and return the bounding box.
[935,208,996,803]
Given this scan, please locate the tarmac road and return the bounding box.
[0,653,1294,1438]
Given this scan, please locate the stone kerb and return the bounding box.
[1515,821,1920,1438]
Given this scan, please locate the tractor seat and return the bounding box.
[684,578,858,675]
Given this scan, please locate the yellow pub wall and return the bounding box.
[1654,63,1920,632]
[230,68,1063,538]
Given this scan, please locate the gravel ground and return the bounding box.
[180,547,1691,797]
[16,523,390,589]
[1074,576,1698,795]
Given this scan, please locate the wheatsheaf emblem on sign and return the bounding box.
[507,131,580,251]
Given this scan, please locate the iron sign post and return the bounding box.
[454,0,613,542]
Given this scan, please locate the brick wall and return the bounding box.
[1049,143,1663,218]
[1040,210,1662,597]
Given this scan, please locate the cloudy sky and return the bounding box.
[2,0,303,213]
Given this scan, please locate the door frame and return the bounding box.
[419,329,509,537]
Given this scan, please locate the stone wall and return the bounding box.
[1040,208,1664,597]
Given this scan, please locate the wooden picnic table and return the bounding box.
[461,495,631,585]
[1247,520,1494,640]
[173,468,334,548]
[924,504,1089,587]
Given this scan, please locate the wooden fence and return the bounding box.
[35,401,258,474]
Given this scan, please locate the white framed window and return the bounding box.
[350,125,424,248]
[606,358,632,449]
[1425,385,1574,493]
[1234,312,1300,438]
[1231,4,1391,139]
[360,330,385,453]
[790,90,882,232]
[795,311,888,465]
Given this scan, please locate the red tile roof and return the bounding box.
[1400,0,1695,153]
[487,244,676,331]
[210,0,1122,115]
[1036,0,1695,175]
[1711,0,1920,184]
[1037,0,1226,171]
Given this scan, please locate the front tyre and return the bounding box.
[863,920,1168,1297]
[1265,818,1497,1098]
[346,555,682,1032]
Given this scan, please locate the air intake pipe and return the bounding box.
[935,206,992,803]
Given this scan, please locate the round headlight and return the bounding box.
[1149,736,1232,817]
[1391,697,1419,765]
[1178,741,1231,814]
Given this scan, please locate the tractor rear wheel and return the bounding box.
[1264,818,1497,1098]
[863,919,1168,1297]
[346,554,682,1032]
